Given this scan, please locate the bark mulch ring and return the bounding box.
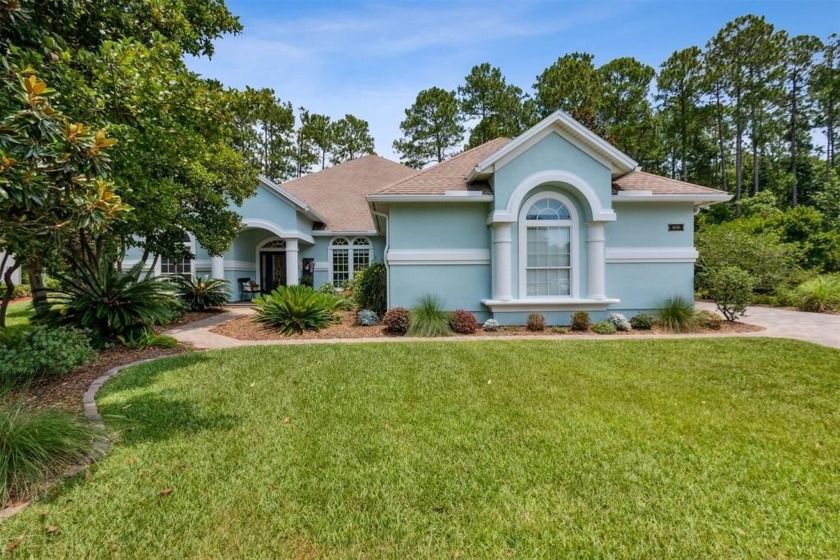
[211,310,764,341]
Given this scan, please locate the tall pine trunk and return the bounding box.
[714,89,729,193]
[791,77,799,206]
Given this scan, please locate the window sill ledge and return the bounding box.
[481,298,620,312]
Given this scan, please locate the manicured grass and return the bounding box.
[2,339,839,557]
[2,301,33,338]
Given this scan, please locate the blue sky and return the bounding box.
[186,0,839,160]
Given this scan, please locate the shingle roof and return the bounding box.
[612,171,726,195]
[279,155,416,231]
[375,138,511,195]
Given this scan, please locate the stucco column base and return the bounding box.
[586,222,606,300]
[210,256,224,280]
[285,238,299,286]
[492,222,513,301]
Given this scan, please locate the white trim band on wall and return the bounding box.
[605,247,699,263]
[387,249,491,266]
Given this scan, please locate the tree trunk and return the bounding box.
[27,259,49,318]
[791,77,799,206]
[714,89,729,193]
[0,262,22,329]
[752,103,760,195]
[735,116,743,217]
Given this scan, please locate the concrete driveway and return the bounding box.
[695,301,840,350]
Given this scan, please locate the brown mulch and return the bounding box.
[7,345,188,413]
[212,310,394,340]
[211,311,764,341]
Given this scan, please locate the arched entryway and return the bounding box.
[257,237,288,293]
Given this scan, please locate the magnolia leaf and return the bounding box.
[5,535,24,553]
[159,488,173,497]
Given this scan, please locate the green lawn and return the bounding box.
[2,300,33,337]
[2,338,839,558]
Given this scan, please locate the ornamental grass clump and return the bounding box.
[793,275,840,312]
[655,296,698,333]
[449,310,479,334]
[406,296,451,337]
[254,285,342,335]
[1,404,99,507]
[173,275,230,311]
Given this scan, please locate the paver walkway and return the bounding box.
[166,303,840,350]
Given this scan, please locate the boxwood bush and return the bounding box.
[449,310,478,334]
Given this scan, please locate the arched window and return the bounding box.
[262,239,287,250]
[330,237,371,286]
[521,195,575,297]
[160,231,194,276]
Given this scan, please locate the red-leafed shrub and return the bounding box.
[382,307,411,335]
[449,309,478,334]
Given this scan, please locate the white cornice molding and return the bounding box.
[387,249,490,266]
[481,297,620,312]
[312,230,380,237]
[612,194,732,204]
[605,247,698,263]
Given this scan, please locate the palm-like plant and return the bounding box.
[48,260,180,344]
[253,285,343,335]
[173,275,230,311]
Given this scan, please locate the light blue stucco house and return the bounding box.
[134,111,730,324]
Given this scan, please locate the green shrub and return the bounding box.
[551,326,569,334]
[792,275,840,312]
[356,309,379,326]
[407,296,451,337]
[317,282,338,294]
[0,282,31,299]
[703,266,755,321]
[254,285,342,335]
[570,311,590,331]
[655,296,698,333]
[173,275,230,311]
[120,331,179,349]
[449,310,478,334]
[355,262,387,316]
[1,403,98,507]
[592,320,617,334]
[47,261,180,345]
[383,307,411,335]
[0,325,95,387]
[630,313,654,330]
[526,313,546,332]
[696,310,723,330]
[696,221,800,294]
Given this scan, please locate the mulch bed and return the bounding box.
[7,345,188,413]
[211,310,764,341]
[5,311,225,413]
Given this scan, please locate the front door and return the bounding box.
[260,251,287,293]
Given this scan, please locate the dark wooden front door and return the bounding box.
[260,251,287,293]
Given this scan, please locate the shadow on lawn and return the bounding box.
[97,353,239,446]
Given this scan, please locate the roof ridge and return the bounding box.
[374,137,510,194]
[279,154,413,188]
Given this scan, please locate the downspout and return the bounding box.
[370,208,391,310]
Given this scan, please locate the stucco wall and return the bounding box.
[607,202,695,248]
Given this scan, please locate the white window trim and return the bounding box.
[328,237,371,286]
[518,192,580,299]
[159,233,196,277]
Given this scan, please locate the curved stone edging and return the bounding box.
[0,355,176,522]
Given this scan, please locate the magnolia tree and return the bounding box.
[0,74,128,327]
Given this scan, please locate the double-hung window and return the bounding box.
[524,198,572,297]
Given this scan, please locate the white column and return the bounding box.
[285,238,299,285]
[586,222,606,300]
[210,255,224,280]
[492,222,513,300]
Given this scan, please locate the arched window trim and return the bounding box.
[518,192,580,299]
[329,236,372,286]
